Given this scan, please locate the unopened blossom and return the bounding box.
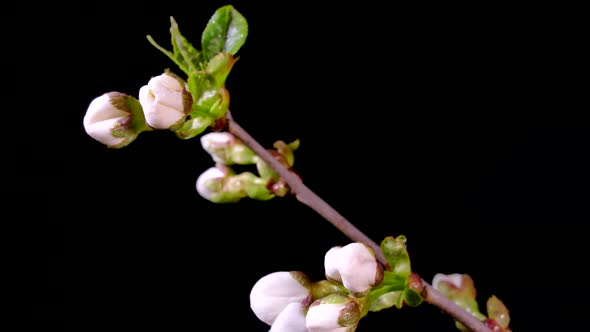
[200,132,258,164]
[196,166,227,201]
[324,243,383,297]
[432,273,486,321]
[83,92,148,148]
[138,72,191,129]
[432,273,464,291]
[306,294,361,332]
[195,165,274,203]
[250,271,311,326]
[269,302,308,332]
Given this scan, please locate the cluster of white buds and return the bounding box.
[83,72,191,148]
[196,132,274,203]
[249,242,383,332]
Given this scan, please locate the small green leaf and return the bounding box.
[381,235,412,278]
[203,87,229,119]
[380,271,407,290]
[241,172,275,201]
[187,72,214,107]
[206,52,237,87]
[146,17,204,75]
[256,159,280,182]
[288,139,300,152]
[403,288,423,307]
[311,280,347,300]
[367,289,404,312]
[273,140,296,167]
[170,17,203,73]
[367,272,407,312]
[174,116,213,140]
[487,295,510,328]
[146,35,189,74]
[202,5,248,61]
[187,72,229,119]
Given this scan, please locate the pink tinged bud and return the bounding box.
[250,271,312,326]
[306,294,360,332]
[432,273,464,291]
[139,72,189,129]
[83,92,139,148]
[324,243,380,297]
[433,273,485,320]
[269,302,308,332]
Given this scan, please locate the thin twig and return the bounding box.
[226,110,491,332]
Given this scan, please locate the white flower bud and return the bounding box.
[250,271,311,326]
[306,294,360,332]
[200,132,257,164]
[138,72,190,129]
[201,132,233,155]
[323,243,381,297]
[432,273,464,290]
[83,92,145,148]
[269,302,308,332]
[196,166,227,201]
[195,165,273,203]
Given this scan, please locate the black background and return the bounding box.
[14,1,588,331]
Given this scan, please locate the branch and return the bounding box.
[226,110,492,332]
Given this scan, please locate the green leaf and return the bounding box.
[174,116,213,140]
[206,52,237,87]
[202,5,248,61]
[367,289,404,312]
[311,280,347,300]
[146,17,204,75]
[367,272,407,312]
[381,235,412,278]
[273,140,296,167]
[188,72,229,119]
[288,139,300,152]
[146,35,188,74]
[403,288,423,307]
[170,17,203,73]
[487,295,510,328]
[187,72,214,106]
[241,172,275,200]
[256,159,280,182]
[380,271,408,290]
